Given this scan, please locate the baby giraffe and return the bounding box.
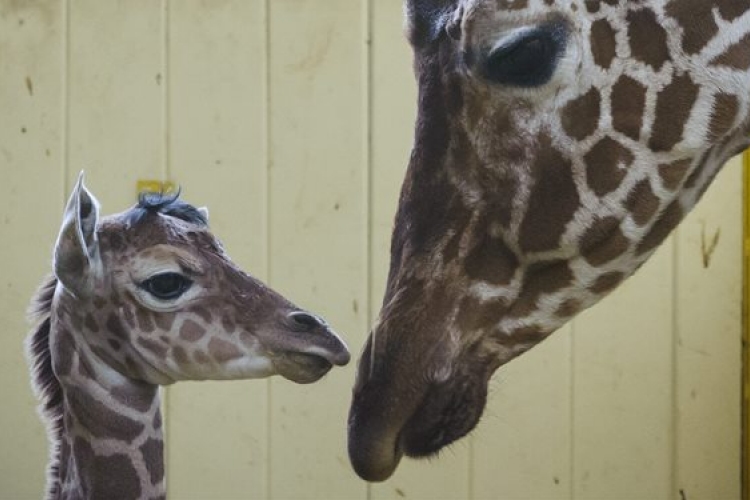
[27,174,350,500]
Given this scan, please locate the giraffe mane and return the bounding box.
[125,190,208,227]
[25,274,62,498]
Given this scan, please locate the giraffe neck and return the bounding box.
[50,315,166,500]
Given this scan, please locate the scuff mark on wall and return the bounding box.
[700,222,720,268]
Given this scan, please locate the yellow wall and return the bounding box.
[0,1,742,499]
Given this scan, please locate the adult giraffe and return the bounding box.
[28,175,350,499]
[348,0,750,481]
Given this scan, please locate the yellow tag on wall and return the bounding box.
[136,179,176,195]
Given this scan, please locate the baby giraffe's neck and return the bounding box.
[51,324,165,500]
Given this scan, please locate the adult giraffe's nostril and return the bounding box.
[288,311,325,331]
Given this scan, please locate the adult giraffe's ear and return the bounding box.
[54,172,101,297]
[405,0,459,47]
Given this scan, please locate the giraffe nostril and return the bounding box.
[288,311,325,331]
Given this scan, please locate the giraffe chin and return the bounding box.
[348,371,489,482]
[273,352,335,384]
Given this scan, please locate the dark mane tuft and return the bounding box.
[125,189,208,227]
[26,275,63,499]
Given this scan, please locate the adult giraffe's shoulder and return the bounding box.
[348,0,750,481]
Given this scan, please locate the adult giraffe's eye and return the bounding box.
[482,21,568,88]
[140,272,193,301]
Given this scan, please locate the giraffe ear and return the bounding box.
[54,172,101,297]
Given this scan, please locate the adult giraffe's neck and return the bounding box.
[51,323,166,500]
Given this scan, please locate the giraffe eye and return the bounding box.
[140,272,193,301]
[481,21,568,88]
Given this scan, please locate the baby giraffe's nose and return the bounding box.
[288,311,327,331]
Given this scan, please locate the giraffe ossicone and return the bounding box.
[28,173,350,499]
[348,0,750,481]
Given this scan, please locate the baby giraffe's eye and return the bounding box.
[140,272,193,301]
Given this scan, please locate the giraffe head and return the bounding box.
[348,0,750,481]
[51,174,350,386]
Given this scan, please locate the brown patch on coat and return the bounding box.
[179,319,206,342]
[463,232,518,285]
[580,217,630,266]
[649,73,700,152]
[658,159,692,191]
[584,136,634,196]
[136,310,154,334]
[710,32,750,70]
[627,9,670,70]
[208,338,244,362]
[153,312,175,331]
[667,0,750,54]
[456,296,508,332]
[636,201,684,255]
[511,261,575,317]
[561,87,601,140]
[708,93,739,140]
[137,336,168,358]
[590,19,617,69]
[140,438,164,486]
[67,386,145,442]
[611,76,647,141]
[555,298,581,317]
[73,438,142,500]
[590,271,625,294]
[626,179,661,226]
[519,135,580,252]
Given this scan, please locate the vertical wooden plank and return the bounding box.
[166,1,269,498]
[267,1,367,498]
[573,242,675,499]
[0,2,64,498]
[674,158,742,499]
[472,329,573,500]
[67,0,163,199]
[369,2,471,497]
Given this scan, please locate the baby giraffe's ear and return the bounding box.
[54,172,101,297]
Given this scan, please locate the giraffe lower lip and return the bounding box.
[278,353,333,383]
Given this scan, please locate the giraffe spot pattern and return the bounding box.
[580,217,630,266]
[626,179,661,226]
[73,438,142,500]
[555,298,581,318]
[456,296,508,332]
[464,230,518,285]
[561,87,601,140]
[636,201,684,256]
[511,261,575,317]
[153,312,175,331]
[658,159,692,191]
[611,76,646,141]
[708,93,739,140]
[519,135,579,252]
[590,271,625,294]
[590,18,617,69]
[627,8,670,71]
[208,338,244,362]
[136,309,155,334]
[666,0,750,55]
[140,437,164,486]
[179,319,206,342]
[137,336,168,358]
[649,73,700,152]
[66,386,145,443]
[710,33,750,70]
[584,136,634,196]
